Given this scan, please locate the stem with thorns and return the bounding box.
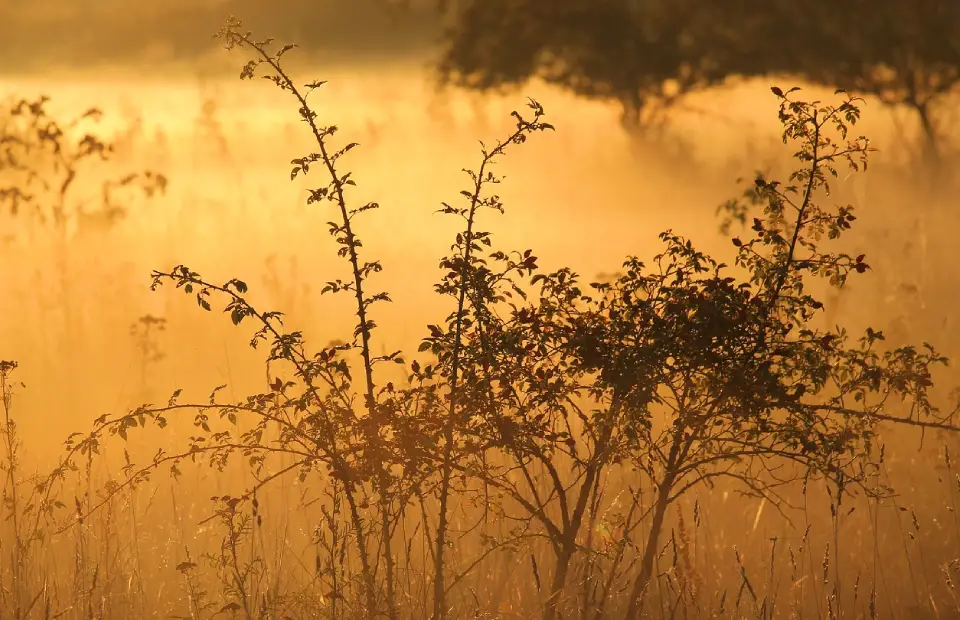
[432,102,552,620]
[216,19,389,616]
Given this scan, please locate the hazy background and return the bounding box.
[0,4,958,616]
[0,0,444,73]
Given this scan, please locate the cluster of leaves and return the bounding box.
[0,96,167,236]
[38,18,960,620]
[410,85,956,620]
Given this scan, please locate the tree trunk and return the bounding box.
[544,443,611,620]
[544,543,576,620]
[344,486,379,617]
[915,100,940,171]
[623,485,672,620]
[382,503,398,620]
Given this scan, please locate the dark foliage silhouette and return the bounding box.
[435,0,960,160]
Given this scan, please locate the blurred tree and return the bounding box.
[434,0,960,162]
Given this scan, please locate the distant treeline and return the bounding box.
[0,0,441,73]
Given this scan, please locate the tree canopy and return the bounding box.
[436,0,960,159]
